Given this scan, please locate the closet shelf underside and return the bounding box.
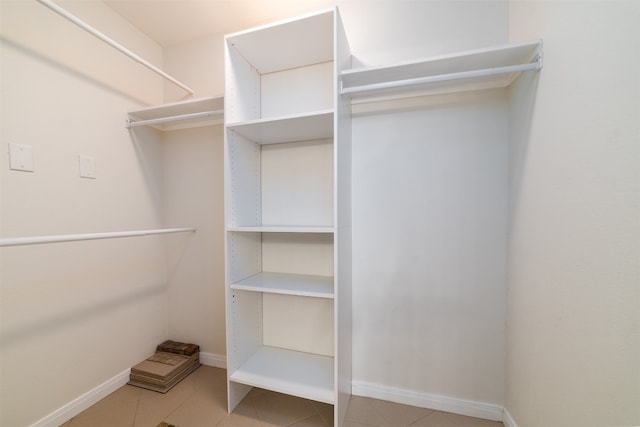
[231,272,334,299]
[226,110,333,145]
[127,96,224,130]
[227,225,334,233]
[341,39,542,100]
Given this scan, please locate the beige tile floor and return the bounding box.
[61,366,504,427]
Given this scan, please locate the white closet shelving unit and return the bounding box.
[224,7,352,426]
[126,96,224,130]
[341,39,542,100]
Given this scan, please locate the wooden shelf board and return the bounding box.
[230,346,334,404]
[227,225,334,234]
[342,40,542,98]
[231,272,334,299]
[226,110,333,144]
[128,96,224,130]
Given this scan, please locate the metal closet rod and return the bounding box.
[0,227,196,247]
[35,0,195,96]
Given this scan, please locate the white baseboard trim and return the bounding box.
[32,356,509,427]
[29,353,226,427]
[352,380,504,422]
[503,408,518,427]
[200,352,226,369]
[30,368,130,427]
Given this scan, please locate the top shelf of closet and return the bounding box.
[226,9,334,74]
[341,39,542,100]
[127,96,224,131]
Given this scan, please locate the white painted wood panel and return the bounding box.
[227,135,333,229]
[334,8,353,426]
[261,62,334,118]
[127,96,224,130]
[341,40,541,99]
[261,139,334,227]
[227,290,263,371]
[229,346,334,404]
[224,44,260,123]
[226,231,261,284]
[262,232,334,277]
[225,10,334,74]
[263,293,334,356]
[231,272,334,299]
[226,132,261,228]
[226,226,334,233]
[227,110,333,145]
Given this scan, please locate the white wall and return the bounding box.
[507,1,640,426]
[351,91,508,409]
[340,0,507,67]
[163,34,225,102]
[0,1,166,425]
[343,0,510,411]
[161,37,227,359]
[162,126,226,361]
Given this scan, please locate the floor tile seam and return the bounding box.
[308,399,330,427]
[131,386,144,427]
[283,411,330,427]
[264,409,316,427]
[342,419,380,427]
[244,390,267,423]
[315,407,332,427]
[379,411,422,427]
[249,394,322,427]
[211,408,230,427]
[344,405,387,426]
[406,410,437,427]
[158,389,197,425]
[373,399,435,427]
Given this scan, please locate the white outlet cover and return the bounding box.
[9,143,34,172]
[79,155,96,179]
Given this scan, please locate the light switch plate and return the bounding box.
[79,155,96,179]
[9,143,34,172]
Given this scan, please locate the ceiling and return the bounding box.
[103,0,339,47]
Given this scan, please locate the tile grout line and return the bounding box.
[163,386,195,424]
[131,387,139,427]
[407,409,437,427]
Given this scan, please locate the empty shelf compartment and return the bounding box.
[230,346,334,404]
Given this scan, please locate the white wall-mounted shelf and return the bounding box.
[341,40,542,100]
[227,226,334,233]
[227,110,333,145]
[229,346,335,404]
[127,96,224,130]
[231,272,334,299]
